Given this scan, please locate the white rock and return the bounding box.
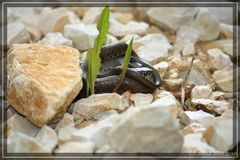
[105,34,119,45]
[207,48,232,70]
[72,93,128,120]
[191,8,220,41]
[220,23,233,38]
[130,93,153,106]
[203,110,234,152]
[96,144,115,153]
[182,123,207,135]
[191,85,212,99]
[109,19,149,37]
[133,34,172,64]
[6,114,39,137]
[58,125,78,144]
[150,96,180,119]
[191,99,230,115]
[212,69,233,92]
[208,7,233,24]
[38,32,72,46]
[182,43,195,56]
[55,141,95,153]
[153,89,175,100]
[174,26,199,53]
[82,7,102,24]
[64,23,98,51]
[55,113,74,132]
[39,8,80,35]
[147,7,199,32]
[7,132,50,153]
[72,115,119,147]
[120,34,141,43]
[93,110,119,121]
[109,106,183,152]
[181,133,219,153]
[26,25,42,42]
[179,110,214,126]
[153,61,169,79]
[197,39,233,58]
[7,21,30,45]
[6,107,17,119]
[7,44,82,127]
[8,7,40,27]
[35,125,58,151]
[210,91,224,100]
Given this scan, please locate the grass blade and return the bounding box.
[113,38,134,92]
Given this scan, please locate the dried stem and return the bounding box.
[181,57,195,110]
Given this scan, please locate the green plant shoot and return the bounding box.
[86,6,110,95]
[113,38,133,92]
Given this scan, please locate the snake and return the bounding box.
[74,42,161,99]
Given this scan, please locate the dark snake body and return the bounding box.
[75,42,161,99]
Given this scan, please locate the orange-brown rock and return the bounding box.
[7,44,82,127]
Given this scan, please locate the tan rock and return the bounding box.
[220,23,233,38]
[70,7,88,17]
[6,114,39,137]
[35,125,58,152]
[55,113,74,132]
[7,132,50,153]
[39,8,80,35]
[212,69,233,92]
[55,141,95,153]
[203,110,234,152]
[7,44,82,127]
[72,93,128,120]
[116,13,133,24]
[130,93,153,106]
[163,78,183,91]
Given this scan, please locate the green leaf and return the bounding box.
[86,6,110,95]
[113,38,133,93]
[120,38,133,80]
